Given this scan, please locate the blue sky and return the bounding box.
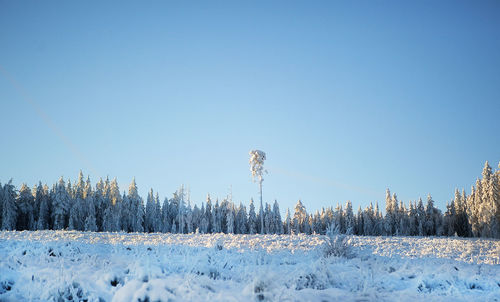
[1,0,499,213]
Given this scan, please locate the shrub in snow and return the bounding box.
[214,240,224,251]
[323,224,353,258]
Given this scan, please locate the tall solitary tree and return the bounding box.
[249,150,267,234]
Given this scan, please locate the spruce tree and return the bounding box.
[154,193,163,232]
[273,200,283,234]
[145,189,155,233]
[16,183,35,230]
[37,184,51,230]
[248,198,257,234]
[52,177,69,230]
[293,200,307,233]
[1,180,17,230]
[344,201,354,235]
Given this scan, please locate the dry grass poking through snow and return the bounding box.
[0,231,499,301]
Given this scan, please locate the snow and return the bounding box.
[0,231,499,301]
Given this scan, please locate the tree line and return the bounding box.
[1,161,499,238]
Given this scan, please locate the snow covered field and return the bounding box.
[0,231,499,301]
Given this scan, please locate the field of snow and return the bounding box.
[0,231,499,301]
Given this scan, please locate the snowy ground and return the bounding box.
[0,231,499,301]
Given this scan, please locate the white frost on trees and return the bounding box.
[249,150,266,234]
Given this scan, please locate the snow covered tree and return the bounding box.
[102,180,121,232]
[424,194,443,236]
[37,184,51,230]
[344,201,354,235]
[1,180,17,230]
[363,203,374,236]
[284,208,291,234]
[416,197,425,236]
[185,198,193,233]
[249,150,267,234]
[477,161,500,238]
[128,178,144,233]
[452,188,470,237]
[94,179,106,231]
[226,206,235,234]
[0,181,3,227]
[398,200,409,236]
[205,194,212,233]
[236,203,248,234]
[384,189,395,235]
[16,183,35,230]
[68,172,86,231]
[161,197,171,233]
[176,185,186,234]
[211,199,221,233]
[293,200,307,233]
[273,200,283,234]
[199,203,208,234]
[32,182,44,228]
[443,200,456,236]
[52,177,69,230]
[248,198,257,234]
[145,189,156,233]
[263,203,272,234]
[154,193,163,232]
[83,180,97,232]
[330,203,343,234]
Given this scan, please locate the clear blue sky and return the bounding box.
[1,0,499,214]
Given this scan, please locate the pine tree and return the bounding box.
[161,197,171,233]
[470,180,483,237]
[416,197,425,236]
[355,206,363,235]
[94,178,106,231]
[127,178,144,232]
[443,201,456,236]
[205,194,212,233]
[211,199,221,233]
[83,180,97,232]
[236,203,248,234]
[373,202,382,235]
[284,208,291,234]
[293,200,307,233]
[264,203,272,234]
[185,199,193,233]
[145,189,155,233]
[453,189,468,237]
[0,181,3,227]
[52,177,69,230]
[273,200,283,234]
[344,201,354,235]
[398,200,408,236]
[192,204,202,233]
[408,201,417,236]
[16,183,35,230]
[493,162,500,238]
[32,182,44,228]
[1,180,18,230]
[226,206,235,234]
[384,189,394,235]
[171,218,176,233]
[331,203,343,234]
[248,198,257,234]
[363,203,374,235]
[199,203,208,234]
[37,184,51,230]
[176,186,185,234]
[154,193,163,232]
